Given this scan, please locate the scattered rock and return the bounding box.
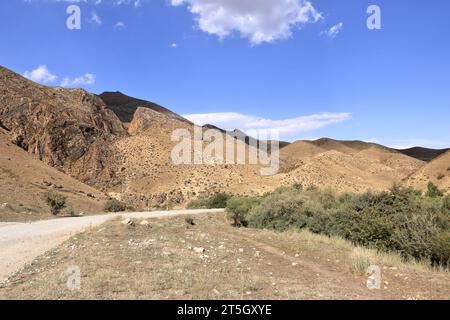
[122,218,134,226]
[140,220,150,226]
[194,247,205,253]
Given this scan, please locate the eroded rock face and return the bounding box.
[0,66,126,189]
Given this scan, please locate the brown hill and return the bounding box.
[278,139,424,192]
[406,150,450,193]
[0,128,106,221]
[0,65,435,210]
[0,66,126,189]
[99,91,191,125]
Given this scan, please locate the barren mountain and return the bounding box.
[0,66,126,189]
[0,128,107,221]
[278,139,424,192]
[0,65,438,211]
[406,150,450,193]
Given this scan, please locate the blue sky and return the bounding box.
[1,0,449,148]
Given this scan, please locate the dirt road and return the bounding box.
[0,209,224,282]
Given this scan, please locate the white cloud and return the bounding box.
[91,11,102,24]
[61,73,96,87]
[170,0,322,45]
[115,21,126,28]
[321,22,343,38]
[183,112,351,139]
[23,65,58,84]
[171,43,178,48]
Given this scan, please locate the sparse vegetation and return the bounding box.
[187,193,232,209]
[437,173,445,180]
[226,197,260,227]
[44,191,67,216]
[104,199,127,212]
[225,185,450,269]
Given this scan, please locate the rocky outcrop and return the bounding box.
[0,66,126,189]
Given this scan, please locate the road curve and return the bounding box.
[0,209,224,282]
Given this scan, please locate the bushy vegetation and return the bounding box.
[426,181,443,198]
[44,191,67,215]
[225,184,450,268]
[187,193,232,209]
[104,199,127,212]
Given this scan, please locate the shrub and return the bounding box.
[208,193,232,208]
[431,231,450,267]
[44,191,67,215]
[187,193,232,209]
[247,188,306,230]
[437,174,445,180]
[104,199,127,212]
[226,197,259,227]
[443,196,450,212]
[426,181,443,198]
[186,198,210,209]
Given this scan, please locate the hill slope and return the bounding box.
[406,150,450,193]
[0,66,126,189]
[0,128,107,221]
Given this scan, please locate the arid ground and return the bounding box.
[1,212,449,300]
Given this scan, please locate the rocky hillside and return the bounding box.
[0,128,107,221]
[0,66,126,189]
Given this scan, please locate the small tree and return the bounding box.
[426,182,443,198]
[104,199,127,212]
[226,197,259,227]
[45,191,67,215]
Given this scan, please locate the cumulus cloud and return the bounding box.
[321,22,343,38]
[23,65,58,84]
[61,73,96,87]
[170,0,322,45]
[26,0,141,6]
[183,112,351,139]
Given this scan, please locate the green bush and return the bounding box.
[104,199,127,212]
[431,231,450,266]
[426,181,443,198]
[187,193,232,209]
[227,184,450,268]
[208,193,232,208]
[44,191,67,215]
[226,197,260,227]
[443,196,450,212]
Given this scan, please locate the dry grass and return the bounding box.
[1,213,449,300]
